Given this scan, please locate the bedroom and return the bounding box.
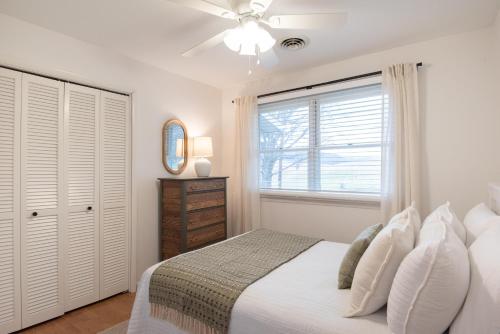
[0,0,499,333]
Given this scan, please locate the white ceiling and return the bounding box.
[0,0,498,88]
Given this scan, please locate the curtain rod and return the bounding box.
[232,62,422,103]
[0,64,130,97]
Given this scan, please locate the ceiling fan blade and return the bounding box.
[167,0,236,19]
[249,0,274,13]
[182,30,229,57]
[260,48,279,69]
[267,12,347,30]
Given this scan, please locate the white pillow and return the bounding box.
[388,218,470,334]
[450,224,500,334]
[463,203,500,247]
[421,202,466,244]
[408,204,422,243]
[345,207,416,317]
[389,203,421,242]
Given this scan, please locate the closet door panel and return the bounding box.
[100,92,130,299]
[20,74,64,328]
[0,68,21,333]
[63,84,100,311]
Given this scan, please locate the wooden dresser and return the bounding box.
[159,177,229,260]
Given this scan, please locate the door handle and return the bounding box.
[32,212,38,217]
[87,206,92,211]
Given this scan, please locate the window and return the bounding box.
[258,82,383,196]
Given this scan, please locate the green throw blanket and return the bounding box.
[149,229,321,334]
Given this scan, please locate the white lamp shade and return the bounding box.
[223,19,275,56]
[193,137,213,158]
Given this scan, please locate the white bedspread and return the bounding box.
[127,241,390,334]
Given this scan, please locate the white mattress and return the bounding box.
[127,241,390,334]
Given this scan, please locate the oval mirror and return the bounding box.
[162,119,188,175]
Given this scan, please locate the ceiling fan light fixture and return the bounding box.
[240,42,257,56]
[223,18,276,56]
[256,28,275,53]
[223,27,243,52]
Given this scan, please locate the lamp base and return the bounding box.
[195,158,212,177]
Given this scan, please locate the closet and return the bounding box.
[64,84,100,312]
[0,67,131,333]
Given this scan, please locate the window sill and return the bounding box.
[260,190,380,207]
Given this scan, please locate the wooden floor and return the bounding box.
[17,292,136,334]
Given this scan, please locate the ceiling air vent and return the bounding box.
[280,37,308,51]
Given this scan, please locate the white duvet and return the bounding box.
[128,241,390,334]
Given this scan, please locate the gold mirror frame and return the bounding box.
[162,119,188,175]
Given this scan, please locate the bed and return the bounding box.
[127,240,390,334]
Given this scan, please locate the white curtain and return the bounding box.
[230,96,261,235]
[381,63,421,222]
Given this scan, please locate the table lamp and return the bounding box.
[193,136,213,177]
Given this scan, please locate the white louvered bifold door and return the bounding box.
[63,84,100,312]
[20,74,65,328]
[99,92,130,299]
[0,68,21,333]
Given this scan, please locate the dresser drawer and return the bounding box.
[187,223,225,249]
[186,190,225,211]
[187,206,225,231]
[185,179,225,193]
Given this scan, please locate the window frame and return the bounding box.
[257,76,382,203]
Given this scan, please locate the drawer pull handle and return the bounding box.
[32,212,38,217]
[87,206,92,211]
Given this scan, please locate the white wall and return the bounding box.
[497,12,500,48]
[0,13,223,284]
[222,26,500,243]
[496,12,500,101]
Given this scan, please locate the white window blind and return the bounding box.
[259,83,383,195]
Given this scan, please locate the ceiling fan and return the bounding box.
[168,0,347,63]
